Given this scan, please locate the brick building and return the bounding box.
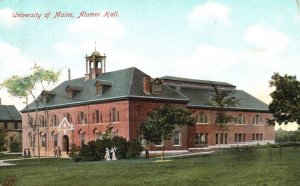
[21,51,274,156]
[0,99,22,151]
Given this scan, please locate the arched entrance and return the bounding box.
[62,135,69,152]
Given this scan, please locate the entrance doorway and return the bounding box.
[62,135,69,152]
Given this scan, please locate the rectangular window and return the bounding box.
[42,135,46,147]
[80,133,85,146]
[195,133,200,145]
[252,134,255,140]
[260,134,263,140]
[220,133,224,144]
[256,134,260,140]
[173,131,180,146]
[216,133,219,144]
[14,122,18,129]
[154,139,162,146]
[225,133,228,144]
[53,134,58,147]
[235,133,238,142]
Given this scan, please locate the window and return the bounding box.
[154,140,162,146]
[252,133,263,140]
[253,115,263,125]
[10,137,13,144]
[4,122,7,129]
[96,85,103,95]
[67,90,73,99]
[110,108,119,122]
[29,117,33,128]
[64,113,72,123]
[52,115,59,126]
[41,134,46,147]
[195,133,208,145]
[153,83,162,93]
[78,112,87,124]
[235,133,246,142]
[196,113,208,124]
[80,133,85,146]
[173,131,181,146]
[217,133,227,144]
[93,110,102,123]
[53,134,58,147]
[236,114,245,124]
[14,122,18,129]
[39,116,46,127]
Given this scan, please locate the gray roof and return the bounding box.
[178,87,269,112]
[0,105,22,121]
[21,67,268,112]
[22,67,189,112]
[161,76,236,88]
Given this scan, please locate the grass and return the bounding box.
[1,147,300,186]
[0,152,22,160]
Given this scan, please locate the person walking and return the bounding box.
[53,146,58,157]
[58,147,62,158]
[27,148,31,158]
[23,148,27,159]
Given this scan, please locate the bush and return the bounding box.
[75,136,143,162]
[69,144,80,162]
[9,140,21,152]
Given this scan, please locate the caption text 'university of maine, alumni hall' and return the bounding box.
[21,50,274,156]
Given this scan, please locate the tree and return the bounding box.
[269,72,300,126]
[141,104,195,160]
[0,128,7,151]
[1,64,60,160]
[210,86,240,129]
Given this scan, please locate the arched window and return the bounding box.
[29,117,33,128]
[196,113,208,124]
[110,108,119,122]
[93,110,102,123]
[253,115,263,125]
[64,113,72,123]
[78,111,87,124]
[51,115,59,126]
[39,116,46,127]
[236,114,245,124]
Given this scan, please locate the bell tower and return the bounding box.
[85,48,107,81]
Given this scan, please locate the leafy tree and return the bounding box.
[0,128,7,151]
[210,86,240,131]
[1,64,60,160]
[141,104,195,160]
[269,73,300,126]
[9,139,21,152]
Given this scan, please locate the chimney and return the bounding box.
[68,68,71,80]
[143,76,151,95]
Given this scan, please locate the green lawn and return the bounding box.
[1,147,300,186]
[0,153,22,160]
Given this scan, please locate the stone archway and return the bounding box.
[62,135,69,152]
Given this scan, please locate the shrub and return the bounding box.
[69,144,80,162]
[75,136,143,162]
[9,140,21,152]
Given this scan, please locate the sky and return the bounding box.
[0,0,299,130]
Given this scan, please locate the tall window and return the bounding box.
[41,134,46,147]
[96,85,103,95]
[52,115,59,126]
[110,108,119,122]
[217,133,227,144]
[93,110,102,123]
[80,133,85,146]
[14,122,18,129]
[95,132,102,141]
[195,133,208,145]
[173,131,181,146]
[29,117,33,128]
[39,116,46,127]
[253,115,263,125]
[196,113,208,124]
[53,134,58,147]
[78,111,87,124]
[236,114,245,124]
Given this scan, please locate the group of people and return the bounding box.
[104,147,117,161]
[53,146,62,158]
[23,148,31,159]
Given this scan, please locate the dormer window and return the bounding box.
[151,78,163,94]
[95,80,112,96]
[65,86,83,99]
[40,91,55,103]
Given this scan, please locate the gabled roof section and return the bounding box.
[0,105,22,121]
[22,67,189,112]
[179,87,269,112]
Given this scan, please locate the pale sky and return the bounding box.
[0,0,299,130]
